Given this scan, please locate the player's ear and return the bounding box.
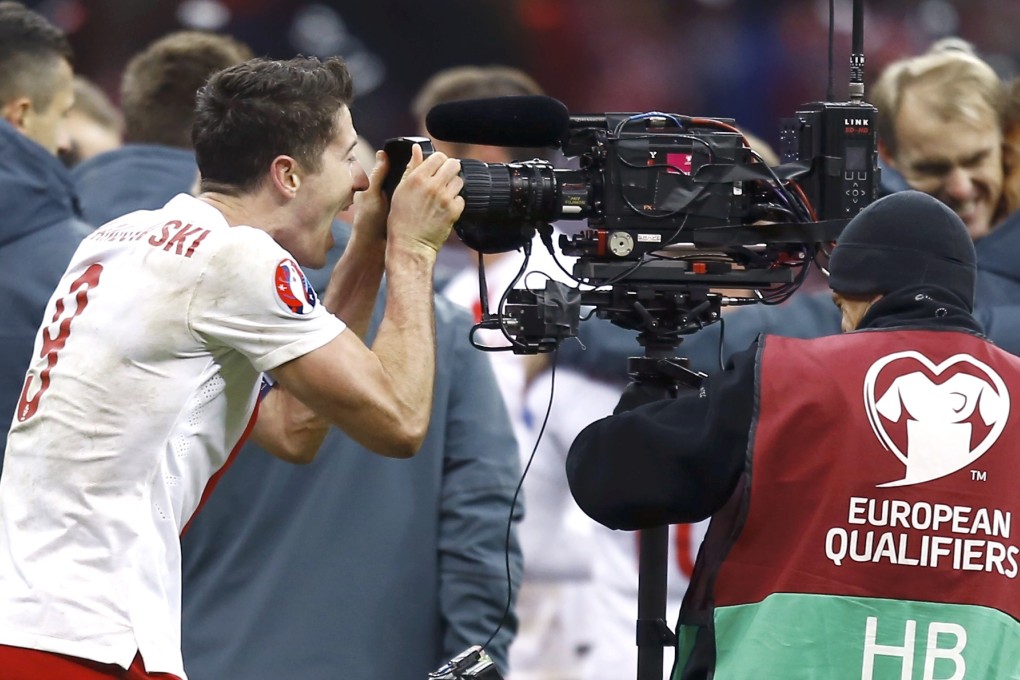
[268,155,301,198]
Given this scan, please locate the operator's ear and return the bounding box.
[268,155,302,199]
[0,96,32,132]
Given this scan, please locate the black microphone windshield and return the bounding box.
[425,95,570,148]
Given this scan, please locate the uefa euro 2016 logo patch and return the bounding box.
[274,258,318,315]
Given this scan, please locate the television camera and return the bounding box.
[383,93,878,361]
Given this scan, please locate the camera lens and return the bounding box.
[459,160,558,224]
[455,160,592,253]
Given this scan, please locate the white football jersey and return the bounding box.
[0,194,345,679]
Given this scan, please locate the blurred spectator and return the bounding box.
[870,38,1005,240]
[0,0,73,154]
[999,75,1020,219]
[971,75,1020,355]
[59,75,123,168]
[73,30,252,226]
[414,64,580,679]
[0,0,90,462]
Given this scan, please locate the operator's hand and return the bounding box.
[387,144,464,254]
[351,150,390,242]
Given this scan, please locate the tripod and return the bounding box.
[617,337,705,680]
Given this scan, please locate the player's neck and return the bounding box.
[197,190,287,236]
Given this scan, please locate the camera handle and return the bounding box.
[619,340,705,680]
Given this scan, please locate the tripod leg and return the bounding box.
[636,525,676,680]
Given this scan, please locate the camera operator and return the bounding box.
[566,190,1020,678]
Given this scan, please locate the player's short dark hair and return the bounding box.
[193,56,354,195]
[121,31,252,149]
[0,1,73,110]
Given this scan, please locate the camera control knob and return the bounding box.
[609,231,635,257]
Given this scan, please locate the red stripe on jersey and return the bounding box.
[180,398,261,537]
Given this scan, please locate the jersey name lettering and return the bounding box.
[148,220,210,258]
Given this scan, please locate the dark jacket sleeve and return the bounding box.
[437,308,523,673]
[566,341,758,530]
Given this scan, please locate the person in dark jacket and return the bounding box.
[972,76,1020,356]
[566,191,1020,678]
[0,2,89,461]
[72,31,252,226]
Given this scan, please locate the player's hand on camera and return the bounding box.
[351,149,391,242]
[387,144,464,254]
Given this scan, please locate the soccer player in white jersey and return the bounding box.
[0,56,464,680]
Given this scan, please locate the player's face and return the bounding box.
[890,90,1003,240]
[292,106,369,268]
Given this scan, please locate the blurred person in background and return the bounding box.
[870,37,1004,241]
[72,30,252,226]
[999,75,1020,220]
[970,75,1020,353]
[411,64,551,279]
[180,132,524,678]
[0,0,89,463]
[413,64,586,680]
[59,75,123,168]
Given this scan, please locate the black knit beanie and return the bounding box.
[827,190,976,309]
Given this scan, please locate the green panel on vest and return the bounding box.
[674,624,697,678]
[712,593,1020,680]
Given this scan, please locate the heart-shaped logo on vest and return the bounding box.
[862,352,1010,487]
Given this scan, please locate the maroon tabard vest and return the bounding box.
[675,329,1020,679]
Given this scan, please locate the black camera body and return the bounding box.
[780,100,880,220]
[559,114,756,261]
[385,101,876,262]
[385,114,773,261]
[382,98,876,354]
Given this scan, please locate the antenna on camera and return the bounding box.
[849,0,865,101]
[826,0,835,101]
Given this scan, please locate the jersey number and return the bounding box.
[17,264,103,422]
